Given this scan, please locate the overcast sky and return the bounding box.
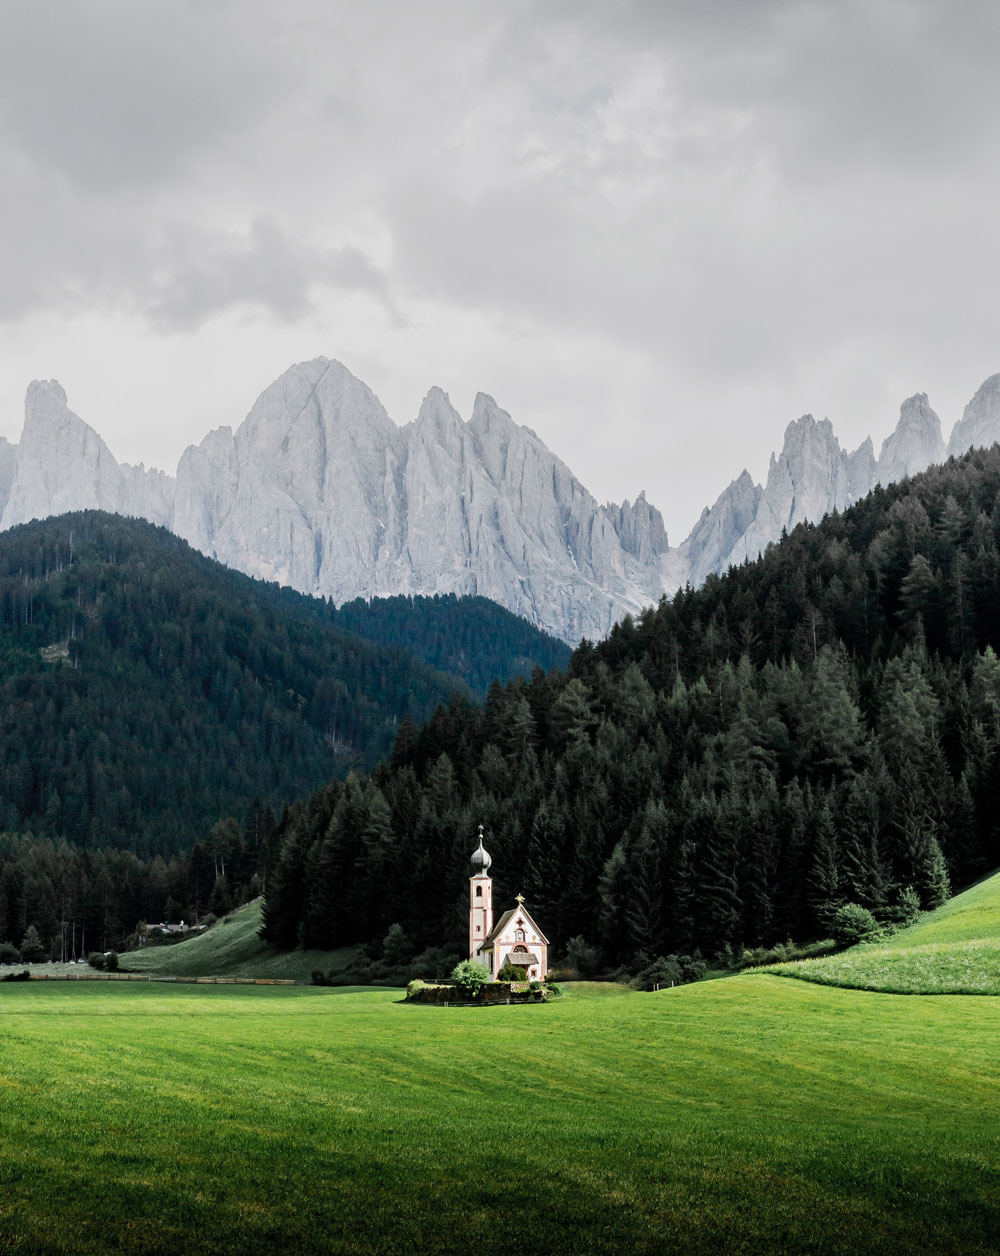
[1,0,999,539]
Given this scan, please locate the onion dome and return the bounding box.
[470,827,492,874]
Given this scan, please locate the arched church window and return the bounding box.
[515,928,525,941]
[475,886,482,898]
[513,944,528,952]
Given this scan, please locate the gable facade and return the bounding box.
[480,903,549,981]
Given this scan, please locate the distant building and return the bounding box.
[468,828,548,980]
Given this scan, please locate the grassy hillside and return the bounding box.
[121,902,356,981]
[1,977,998,1254]
[768,869,1000,994]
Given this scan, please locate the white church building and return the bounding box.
[468,828,549,980]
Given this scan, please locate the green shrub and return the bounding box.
[87,952,107,971]
[680,955,708,982]
[105,951,119,973]
[410,947,461,982]
[382,923,414,968]
[635,956,683,990]
[0,941,21,964]
[19,925,46,964]
[545,965,579,982]
[884,886,923,927]
[450,960,491,997]
[830,904,881,948]
[564,936,602,978]
[497,958,524,982]
[1,969,31,982]
[634,954,708,990]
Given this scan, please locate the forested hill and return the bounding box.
[0,512,562,858]
[330,595,570,695]
[263,444,1000,968]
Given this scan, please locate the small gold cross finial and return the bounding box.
[515,893,525,905]
[478,824,484,837]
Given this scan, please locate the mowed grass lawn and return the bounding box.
[1,979,998,1255]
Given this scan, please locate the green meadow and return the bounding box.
[768,869,1000,994]
[120,902,356,982]
[1,977,998,1256]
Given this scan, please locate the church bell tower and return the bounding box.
[469,826,494,965]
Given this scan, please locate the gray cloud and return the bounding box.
[144,218,399,330]
[0,1,295,190]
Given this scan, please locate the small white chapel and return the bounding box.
[468,827,549,980]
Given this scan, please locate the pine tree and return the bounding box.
[621,802,666,959]
[806,798,841,931]
[693,796,742,958]
[19,923,46,963]
[596,841,628,960]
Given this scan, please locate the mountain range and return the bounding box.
[2,360,999,642]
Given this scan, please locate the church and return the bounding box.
[468,828,549,980]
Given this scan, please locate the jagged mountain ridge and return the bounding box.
[2,362,1000,643]
[672,379,998,590]
[1,362,668,643]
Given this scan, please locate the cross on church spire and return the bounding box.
[515,893,525,905]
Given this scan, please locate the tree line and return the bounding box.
[0,799,276,961]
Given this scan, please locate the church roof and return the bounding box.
[481,909,516,946]
[480,904,550,948]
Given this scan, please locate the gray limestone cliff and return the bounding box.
[667,385,967,590]
[676,471,763,588]
[0,437,16,518]
[604,492,669,565]
[1,381,173,531]
[877,393,945,484]
[169,358,667,642]
[947,374,1000,458]
[669,416,875,587]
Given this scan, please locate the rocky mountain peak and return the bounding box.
[605,491,669,564]
[877,393,945,484]
[676,469,764,588]
[25,378,70,416]
[0,437,16,518]
[2,380,158,530]
[947,373,1000,459]
[413,387,465,448]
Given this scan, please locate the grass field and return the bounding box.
[767,870,1000,994]
[119,902,356,982]
[1,977,999,1255]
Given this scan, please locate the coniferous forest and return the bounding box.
[0,513,567,956]
[261,446,1000,967]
